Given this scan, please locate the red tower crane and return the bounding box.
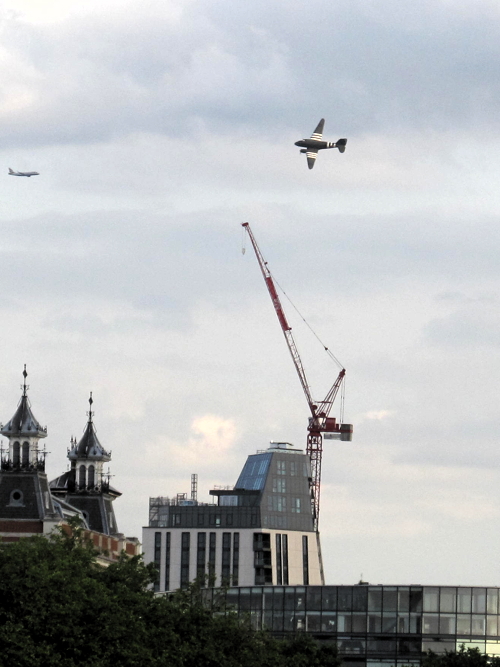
[242,222,353,533]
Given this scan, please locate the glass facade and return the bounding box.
[202,585,500,666]
[235,453,272,491]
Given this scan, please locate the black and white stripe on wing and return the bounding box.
[306,151,318,170]
[310,118,325,141]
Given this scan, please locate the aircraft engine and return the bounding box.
[300,149,307,154]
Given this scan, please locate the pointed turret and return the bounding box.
[67,393,111,485]
[50,393,121,536]
[0,366,58,525]
[0,366,47,472]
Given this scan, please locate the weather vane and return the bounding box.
[86,392,94,422]
[21,364,29,396]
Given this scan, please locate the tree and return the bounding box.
[0,529,341,667]
[423,645,500,667]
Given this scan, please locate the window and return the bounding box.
[197,533,206,584]
[290,461,297,476]
[221,533,231,584]
[22,441,29,466]
[13,441,20,466]
[220,495,238,506]
[292,498,301,513]
[302,535,309,585]
[440,588,456,612]
[458,588,472,613]
[88,465,95,488]
[272,496,286,512]
[9,490,24,507]
[232,533,239,586]
[282,534,289,585]
[172,513,181,526]
[423,587,439,612]
[488,589,499,614]
[272,478,286,493]
[79,465,86,489]
[208,533,216,586]
[253,533,271,550]
[276,534,282,585]
[153,532,162,592]
[254,567,273,585]
[165,532,171,591]
[473,588,487,613]
[258,550,271,566]
[277,461,286,475]
[180,533,190,589]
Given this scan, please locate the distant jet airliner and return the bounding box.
[8,168,39,177]
[295,119,347,169]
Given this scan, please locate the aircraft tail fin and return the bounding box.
[336,139,347,153]
[8,168,14,174]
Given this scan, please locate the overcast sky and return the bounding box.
[2,0,500,586]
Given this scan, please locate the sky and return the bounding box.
[1,0,500,586]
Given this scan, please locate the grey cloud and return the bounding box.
[3,207,500,320]
[0,208,261,318]
[424,303,500,348]
[2,0,500,149]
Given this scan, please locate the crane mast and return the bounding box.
[242,222,353,533]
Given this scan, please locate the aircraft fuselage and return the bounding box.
[8,169,39,177]
[295,139,337,150]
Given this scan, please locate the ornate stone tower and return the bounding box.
[50,393,121,536]
[0,367,59,536]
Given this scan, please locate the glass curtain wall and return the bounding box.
[201,585,500,665]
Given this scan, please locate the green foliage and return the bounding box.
[0,532,341,667]
[423,645,500,667]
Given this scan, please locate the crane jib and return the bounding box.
[265,276,291,332]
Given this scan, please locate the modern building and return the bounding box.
[203,583,500,667]
[144,437,500,665]
[0,368,140,562]
[143,441,323,591]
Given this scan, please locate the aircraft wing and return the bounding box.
[310,118,325,140]
[306,149,318,170]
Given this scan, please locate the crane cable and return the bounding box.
[241,225,345,372]
[269,270,344,371]
[340,375,346,423]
